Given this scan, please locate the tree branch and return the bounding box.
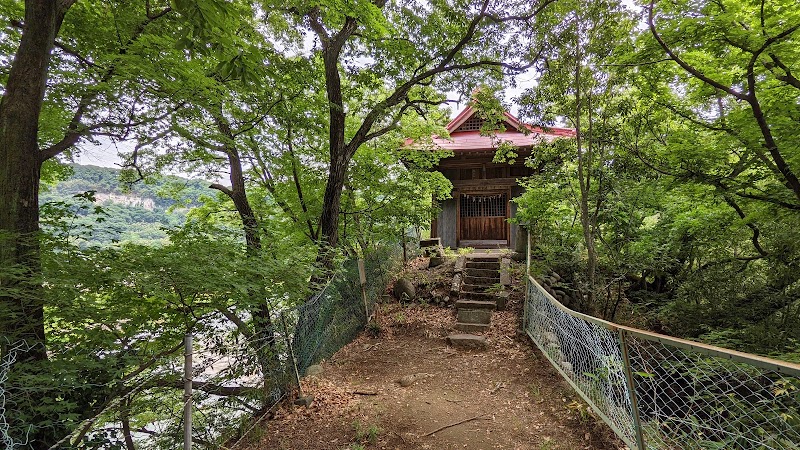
[153,378,260,397]
[647,0,750,101]
[209,183,234,197]
[721,194,768,257]
[37,6,175,161]
[218,307,253,338]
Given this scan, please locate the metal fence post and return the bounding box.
[618,329,645,450]
[358,258,369,323]
[524,227,531,329]
[280,312,303,397]
[526,226,531,278]
[183,332,192,450]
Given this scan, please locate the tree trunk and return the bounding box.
[0,0,62,365]
[0,2,71,448]
[572,20,597,309]
[209,112,278,382]
[315,38,351,263]
[317,153,349,254]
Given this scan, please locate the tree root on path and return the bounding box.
[420,412,488,437]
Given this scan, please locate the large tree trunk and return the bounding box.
[317,152,349,256]
[210,112,278,396]
[0,0,62,365]
[0,2,71,448]
[227,157,276,357]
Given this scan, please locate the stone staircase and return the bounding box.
[450,253,511,336]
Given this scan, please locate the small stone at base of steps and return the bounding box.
[305,364,324,377]
[294,394,315,407]
[397,374,417,387]
[446,333,488,349]
[500,258,511,285]
[454,255,466,272]
[451,273,462,297]
[495,291,509,310]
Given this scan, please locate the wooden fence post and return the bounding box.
[358,258,369,323]
[618,329,646,450]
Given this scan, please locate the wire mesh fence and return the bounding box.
[0,244,402,450]
[524,275,800,450]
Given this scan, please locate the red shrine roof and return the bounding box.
[430,105,575,152]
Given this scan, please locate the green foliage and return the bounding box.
[352,420,382,445]
[513,0,800,359]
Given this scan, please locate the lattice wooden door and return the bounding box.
[459,193,508,244]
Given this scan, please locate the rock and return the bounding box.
[500,258,511,285]
[394,278,416,301]
[546,344,565,362]
[419,237,442,249]
[429,256,444,268]
[398,374,416,387]
[553,290,568,304]
[543,332,559,345]
[450,273,462,297]
[511,251,526,262]
[454,256,466,272]
[446,333,488,349]
[294,394,315,407]
[495,291,509,310]
[551,271,562,282]
[305,364,324,377]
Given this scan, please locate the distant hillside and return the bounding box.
[40,164,211,246]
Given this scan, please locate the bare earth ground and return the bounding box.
[241,291,623,450]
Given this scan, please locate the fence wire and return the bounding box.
[525,275,800,450]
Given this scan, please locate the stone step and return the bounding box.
[465,261,500,270]
[463,275,500,286]
[465,268,500,279]
[461,283,495,293]
[454,322,490,333]
[457,308,492,325]
[454,299,496,310]
[460,291,497,301]
[466,255,501,262]
[446,333,487,350]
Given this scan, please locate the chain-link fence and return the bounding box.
[524,274,800,449]
[0,244,402,450]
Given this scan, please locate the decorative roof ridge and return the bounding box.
[446,104,575,137]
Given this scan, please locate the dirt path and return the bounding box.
[243,301,621,450]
